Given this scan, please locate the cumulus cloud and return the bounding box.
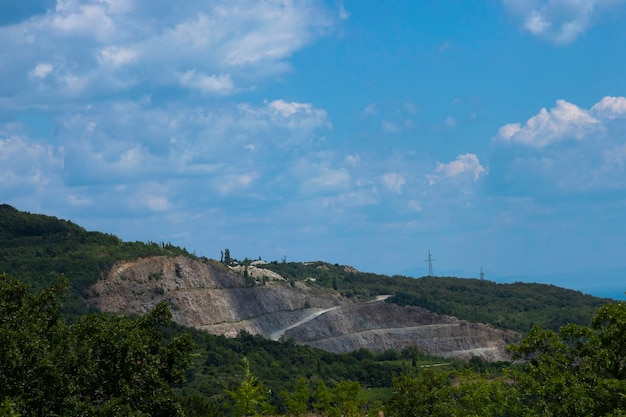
[30,63,54,78]
[0,0,337,102]
[75,98,327,176]
[0,94,333,221]
[495,99,601,148]
[496,96,626,148]
[591,96,626,119]
[503,0,624,44]
[428,154,486,185]
[178,70,234,95]
[98,46,137,67]
[239,99,330,131]
[491,96,626,195]
[128,181,173,212]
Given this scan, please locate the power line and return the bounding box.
[424,250,436,277]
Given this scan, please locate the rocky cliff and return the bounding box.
[87,256,517,361]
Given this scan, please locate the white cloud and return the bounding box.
[495,99,601,148]
[490,96,626,195]
[603,144,626,167]
[591,96,626,119]
[382,172,405,194]
[304,165,350,193]
[503,0,624,44]
[1,0,337,102]
[344,154,360,166]
[50,2,116,40]
[178,70,234,95]
[0,96,334,213]
[240,99,330,130]
[215,172,258,194]
[30,63,53,79]
[136,186,172,212]
[428,153,486,185]
[0,134,62,193]
[98,46,137,67]
[268,99,314,117]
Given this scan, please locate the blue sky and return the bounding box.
[2,0,626,298]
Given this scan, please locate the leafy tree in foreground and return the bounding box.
[281,377,310,417]
[384,299,626,417]
[506,300,626,417]
[385,369,457,417]
[312,380,367,417]
[0,274,194,416]
[225,357,274,417]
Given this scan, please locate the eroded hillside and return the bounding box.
[88,256,517,360]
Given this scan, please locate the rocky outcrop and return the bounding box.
[282,302,517,360]
[87,256,517,361]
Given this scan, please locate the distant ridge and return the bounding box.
[0,204,611,335]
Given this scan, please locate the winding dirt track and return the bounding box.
[269,295,391,341]
[269,307,339,341]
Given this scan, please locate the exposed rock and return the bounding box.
[87,256,517,361]
[283,302,517,360]
[230,264,286,281]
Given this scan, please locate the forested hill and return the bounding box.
[0,204,196,315]
[258,261,611,333]
[0,204,611,331]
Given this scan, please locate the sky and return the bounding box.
[2,0,626,298]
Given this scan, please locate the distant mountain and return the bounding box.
[401,265,626,301]
[0,204,612,345]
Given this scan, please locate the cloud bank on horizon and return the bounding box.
[1,0,626,296]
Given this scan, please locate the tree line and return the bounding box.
[258,260,609,332]
[4,273,626,416]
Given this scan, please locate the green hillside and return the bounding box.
[0,204,197,315]
[0,204,610,330]
[256,260,610,333]
[2,204,626,416]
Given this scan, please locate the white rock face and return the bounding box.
[88,256,517,361]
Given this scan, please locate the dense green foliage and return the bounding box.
[385,299,626,417]
[0,204,197,315]
[174,324,472,414]
[3,205,626,415]
[7,272,626,416]
[0,204,610,331]
[258,260,610,332]
[0,274,194,416]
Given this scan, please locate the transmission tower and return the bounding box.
[480,267,485,280]
[424,250,436,277]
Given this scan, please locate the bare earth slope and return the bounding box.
[88,256,517,361]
